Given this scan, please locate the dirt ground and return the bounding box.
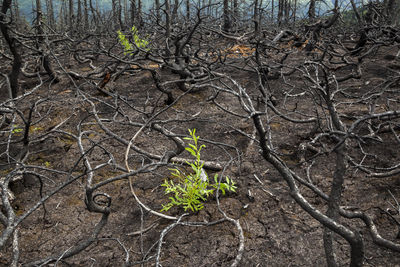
[1,39,400,266]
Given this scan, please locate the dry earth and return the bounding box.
[1,40,400,266]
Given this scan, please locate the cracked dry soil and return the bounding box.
[1,44,400,266]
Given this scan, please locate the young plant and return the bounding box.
[117,25,149,55]
[11,124,23,134]
[161,129,237,212]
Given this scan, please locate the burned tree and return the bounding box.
[1,0,400,266]
[0,0,21,98]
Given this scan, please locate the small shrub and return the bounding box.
[117,25,149,55]
[161,129,236,212]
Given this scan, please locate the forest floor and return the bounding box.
[1,39,400,266]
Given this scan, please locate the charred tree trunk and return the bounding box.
[131,0,136,24]
[172,0,179,22]
[35,0,59,83]
[322,82,348,267]
[349,0,362,26]
[0,0,22,98]
[118,0,124,29]
[137,0,142,27]
[77,0,82,29]
[284,0,290,23]
[12,0,19,26]
[253,0,259,33]
[58,2,64,31]
[155,0,161,24]
[278,0,283,25]
[89,0,98,28]
[165,0,171,38]
[308,0,315,21]
[186,0,190,20]
[223,0,230,32]
[233,0,238,20]
[293,0,297,23]
[233,0,238,30]
[385,0,396,25]
[349,0,367,55]
[123,0,128,26]
[83,0,89,30]
[271,0,274,22]
[112,0,117,29]
[69,0,74,33]
[305,8,339,54]
[46,0,55,29]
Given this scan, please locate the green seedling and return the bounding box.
[11,125,23,134]
[161,129,236,212]
[117,25,149,55]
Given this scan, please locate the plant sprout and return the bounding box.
[161,129,236,212]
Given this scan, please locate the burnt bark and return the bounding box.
[278,0,283,24]
[155,0,161,24]
[172,0,179,22]
[304,8,340,54]
[35,0,59,83]
[83,0,89,30]
[253,0,259,33]
[186,0,190,20]
[386,0,396,24]
[69,0,74,33]
[0,0,22,98]
[77,0,82,28]
[46,0,55,29]
[308,0,315,21]
[223,0,231,32]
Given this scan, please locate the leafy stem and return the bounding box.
[161,129,236,212]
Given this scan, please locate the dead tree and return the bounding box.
[34,0,59,83]
[0,0,21,98]
[46,0,55,29]
[68,0,74,33]
[223,0,231,32]
[186,0,190,20]
[308,0,315,21]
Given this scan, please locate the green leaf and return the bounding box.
[214,174,219,183]
[117,25,149,54]
[161,128,236,213]
[185,147,196,157]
